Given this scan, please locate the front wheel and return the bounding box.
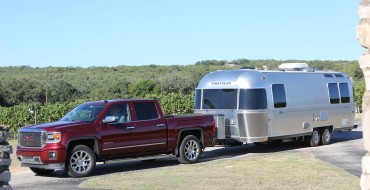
[178,135,202,164]
[29,167,54,176]
[66,145,96,178]
[306,128,320,147]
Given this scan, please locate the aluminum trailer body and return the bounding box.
[194,68,356,146]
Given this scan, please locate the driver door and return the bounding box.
[100,103,138,157]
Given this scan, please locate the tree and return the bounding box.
[354,81,365,112]
[353,65,364,81]
[48,80,79,103]
[130,80,160,97]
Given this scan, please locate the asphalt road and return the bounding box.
[11,122,365,190]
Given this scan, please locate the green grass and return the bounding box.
[80,152,359,190]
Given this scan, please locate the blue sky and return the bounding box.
[0,1,363,67]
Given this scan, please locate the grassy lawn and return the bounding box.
[80,152,359,190]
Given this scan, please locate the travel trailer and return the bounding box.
[194,63,357,147]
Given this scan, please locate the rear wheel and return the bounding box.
[306,129,320,147]
[320,127,331,145]
[178,135,202,164]
[66,145,96,178]
[29,167,54,176]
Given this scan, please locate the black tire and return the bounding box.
[142,159,156,162]
[177,135,202,164]
[253,142,266,146]
[320,127,332,145]
[306,128,320,147]
[66,145,96,178]
[29,167,54,176]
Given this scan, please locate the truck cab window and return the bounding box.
[328,83,340,104]
[339,83,350,103]
[105,104,130,123]
[134,102,159,120]
[272,84,287,108]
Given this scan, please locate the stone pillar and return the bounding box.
[358,0,370,189]
[0,127,12,190]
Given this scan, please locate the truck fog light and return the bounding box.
[48,151,57,160]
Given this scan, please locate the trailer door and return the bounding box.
[270,84,290,136]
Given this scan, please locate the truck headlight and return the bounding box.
[46,132,61,143]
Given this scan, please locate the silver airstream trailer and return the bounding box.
[194,63,357,147]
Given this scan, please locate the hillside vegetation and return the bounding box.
[0,59,365,136]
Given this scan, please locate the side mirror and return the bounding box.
[102,116,119,124]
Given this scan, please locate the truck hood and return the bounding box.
[20,121,91,132]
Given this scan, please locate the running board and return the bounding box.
[104,154,171,164]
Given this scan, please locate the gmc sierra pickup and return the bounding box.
[17,99,215,177]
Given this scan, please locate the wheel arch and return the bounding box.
[175,129,204,156]
[317,125,333,133]
[66,137,100,158]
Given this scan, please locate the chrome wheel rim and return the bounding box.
[323,129,331,143]
[184,140,199,161]
[70,150,92,173]
[312,130,319,145]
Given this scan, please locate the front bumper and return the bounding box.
[16,147,67,170]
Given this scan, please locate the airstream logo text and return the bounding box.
[211,82,232,85]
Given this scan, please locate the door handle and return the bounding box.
[126,126,135,130]
[279,111,283,114]
[157,124,165,128]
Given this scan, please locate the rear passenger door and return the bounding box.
[131,101,167,155]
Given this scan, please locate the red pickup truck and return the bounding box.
[16,99,215,177]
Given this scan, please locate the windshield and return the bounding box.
[60,105,106,122]
[198,88,267,110]
[202,89,238,109]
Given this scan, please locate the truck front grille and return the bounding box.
[19,132,45,148]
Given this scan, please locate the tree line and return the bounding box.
[0,59,364,107]
[0,59,365,137]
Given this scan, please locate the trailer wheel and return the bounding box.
[306,129,320,147]
[178,135,202,164]
[29,167,54,176]
[320,127,331,145]
[66,145,96,178]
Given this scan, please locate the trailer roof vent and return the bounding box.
[279,63,314,72]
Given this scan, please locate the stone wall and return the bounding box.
[0,127,12,189]
[357,0,370,189]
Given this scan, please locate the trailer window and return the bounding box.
[272,84,287,108]
[328,83,340,104]
[324,74,334,78]
[202,89,237,109]
[239,89,267,110]
[339,83,350,103]
[194,89,201,109]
